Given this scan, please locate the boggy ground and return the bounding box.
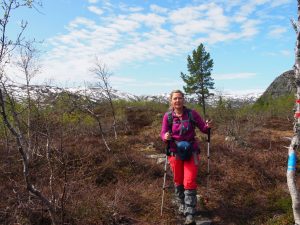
[0,114,296,225]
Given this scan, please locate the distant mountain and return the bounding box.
[208,91,262,107]
[259,70,295,100]
[4,83,262,106]
[5,84,139,102]
[137,93,170,103]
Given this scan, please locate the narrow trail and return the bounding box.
[142,145,213,225]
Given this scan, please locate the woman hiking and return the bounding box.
[160,90,212,225]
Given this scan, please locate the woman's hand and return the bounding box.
[206,119,213,129]
[164,132,172,141]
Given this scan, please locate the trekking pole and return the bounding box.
[207,128,211,174]
[160,154,168,216]
[206,128,211,200]
[161,135,172,217]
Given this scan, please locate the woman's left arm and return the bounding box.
[191,110,210,134]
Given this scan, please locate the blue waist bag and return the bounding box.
[176,141,192,161]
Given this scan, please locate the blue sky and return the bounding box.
[10,0,296,96]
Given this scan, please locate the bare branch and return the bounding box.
[291,18,298,33]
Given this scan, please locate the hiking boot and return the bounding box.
[174,185,185,214]
[184,189,197,216]
[184,214,195,225]
[178,203,185,215]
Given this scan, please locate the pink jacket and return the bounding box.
[160,107,209,153]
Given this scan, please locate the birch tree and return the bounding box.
[287,1,300,224]
[15,41,41,157]
[90,57,118,139]
[80,86,111,151]
[0,1,60,224]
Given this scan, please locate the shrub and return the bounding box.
[252,94,294,118]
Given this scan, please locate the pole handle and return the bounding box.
[165,133,172,156]
[165,140,171,156]
[207,128,211,143]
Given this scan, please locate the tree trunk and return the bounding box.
[108,94,117,139]
[288,1,300,224]
[287,136,300,224]
[200,94,206,118]
[26,78,32,157]
[97,119,111,151]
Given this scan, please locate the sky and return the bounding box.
[8,0,297,96]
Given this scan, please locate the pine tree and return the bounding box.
[181,43,214,117]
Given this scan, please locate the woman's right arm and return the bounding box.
[160,113,169,142]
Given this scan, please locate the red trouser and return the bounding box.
[168,154,200,190]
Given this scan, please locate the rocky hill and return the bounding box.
[260,70,295,99]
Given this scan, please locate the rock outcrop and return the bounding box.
[260,70,295,99]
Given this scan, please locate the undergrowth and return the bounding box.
[0,93,297,224]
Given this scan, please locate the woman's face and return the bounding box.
[171,92,184,110]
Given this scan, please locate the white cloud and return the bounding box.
[134,81,182,87]
[173,20,213,35]
[264,49,292,56]
[109,75,183,94]
[222,0,243,12]
[207,5,229,30]
[150,4,168,14]
[110,76,136,83]
[213,73,257,80]
[169,5,208,24]
[102,0,113,9]
[115,80,183,88]
[38,0,291,90]
[271,0,292,7]
[87,6,103,15]
[68,17,97,30]
[268,26,287,37]
[239,19,260,38]
[234,0,272,19]
[233,15,247,23]
[202,32,240,44]
[88,0,99,3]
[252,0,270,4]
[36,55,94,86]
[119,3,144,12]
[128,6,144,12]
[171,3,230,36]
[129,13,166,28]
[238,3,256,17]
[108,16,140,32]
[280,50,291,56]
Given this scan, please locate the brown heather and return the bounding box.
[0,99,296,225]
